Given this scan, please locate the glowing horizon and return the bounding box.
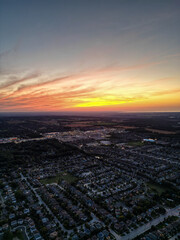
[0,0,180,112]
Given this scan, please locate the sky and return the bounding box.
[0,0,180,112]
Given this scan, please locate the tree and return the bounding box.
[15,190,25,201]
[2,230,13,240]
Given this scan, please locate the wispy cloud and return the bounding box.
[151,88,180,97]
[0,59,164,96]
[0,59,179,111]
[0,72,41,89]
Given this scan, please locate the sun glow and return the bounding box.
[75,97,135,107]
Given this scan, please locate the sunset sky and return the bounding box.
[0,0,180,112]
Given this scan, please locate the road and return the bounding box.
[110,205,180,240]
[169,233,180,240]
[55,183,104,227]
[20,173,72,236]
[13,226,29,240]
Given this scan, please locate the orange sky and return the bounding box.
[0,59,180,112]
[0,1,180,112]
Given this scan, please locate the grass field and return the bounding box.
[147,182,169,195]
[40,172,77,185]
[127,141,144,147]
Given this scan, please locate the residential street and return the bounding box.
[20,173,72,235]
[110,205,180,240]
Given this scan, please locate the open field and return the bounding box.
[40,172,77,184]
[128,141,144,147]
[147,182,169,195]
[145,128,176,135]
